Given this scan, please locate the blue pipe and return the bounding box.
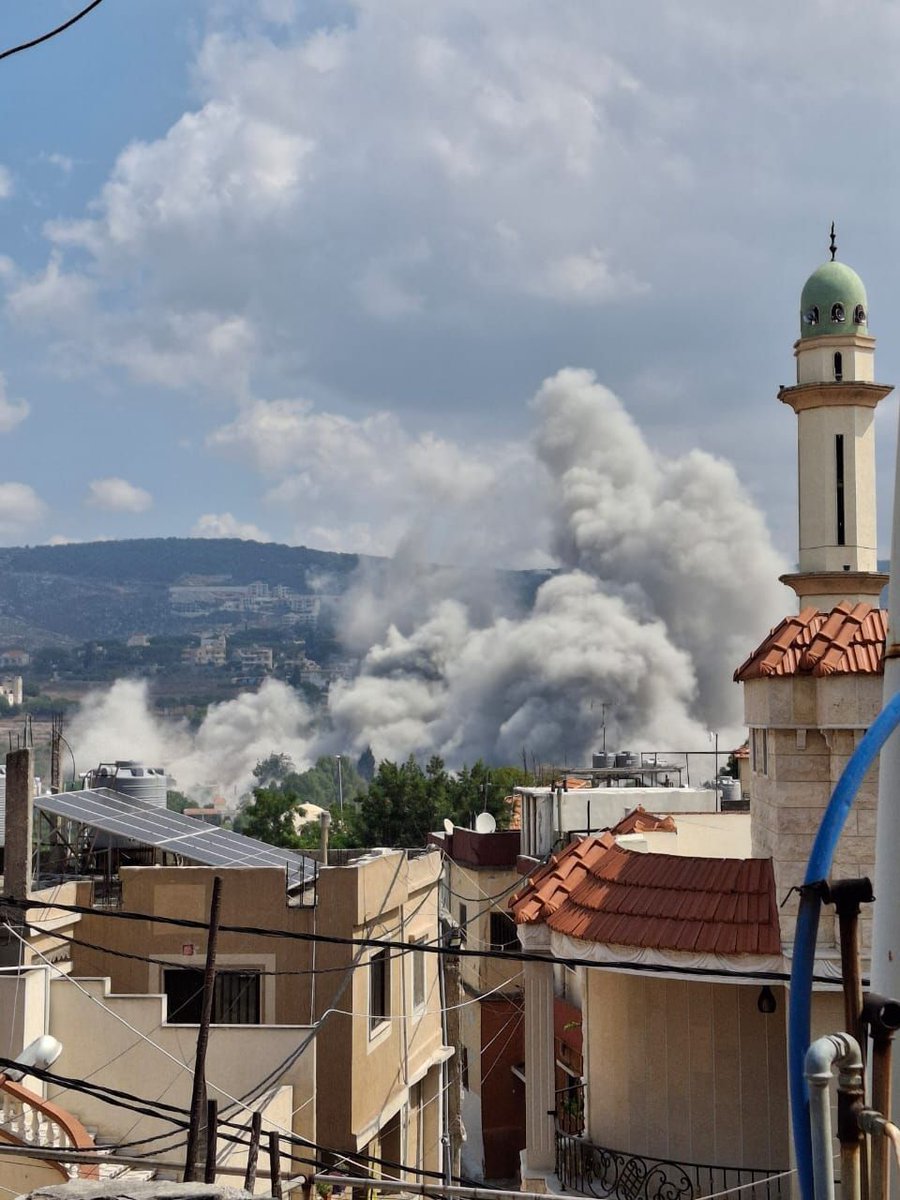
[789,688,900,1200]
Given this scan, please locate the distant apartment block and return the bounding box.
[0,676,22,707]
[182,632,228,667]
[0,649,29,668]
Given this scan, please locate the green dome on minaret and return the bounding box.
[799,259,868,339]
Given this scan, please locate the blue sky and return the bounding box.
[2,0,900,564]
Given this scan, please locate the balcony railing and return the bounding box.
[555,1131,786,1200]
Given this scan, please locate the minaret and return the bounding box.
[779,229,891,610]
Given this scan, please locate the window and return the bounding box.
[750,728,769,777]
[458,903,468,944]
[163,968,261,1024]
[803,306,819,327]
[489,911,519,953]
[370,948,390,1032]
[834,352,843,382]
[461,1046,469,1090]
[412,941,425,1009]
[836,434,846,546]
[832,302,846,323]
[854,304,866,324]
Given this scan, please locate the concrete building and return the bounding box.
[0,753,449,1189]
[430,825,525,1182]
[0,674,23,706]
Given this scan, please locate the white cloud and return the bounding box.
[0,374,29,434]
[85,477,153,513]
[209,396,541,562]
[0,483,46,538]
[192,512,271,541]
[0,166,13,200]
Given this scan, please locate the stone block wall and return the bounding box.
[744,675,881,948]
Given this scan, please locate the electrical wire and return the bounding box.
[0,0,105,62]
[7,894,826,984]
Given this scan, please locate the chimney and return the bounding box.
[5,747,33,905]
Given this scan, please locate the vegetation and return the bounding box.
[236,751,528,852]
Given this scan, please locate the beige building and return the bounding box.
[0,843,448,1189]
[431,825,524,1182]
[511,833,797,1196]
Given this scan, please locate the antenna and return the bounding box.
[475,811,497,834]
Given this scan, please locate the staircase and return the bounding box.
[0,1074,155,1182]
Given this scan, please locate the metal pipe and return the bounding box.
[789,692,900,1200]
[863,994,900,1200]
[805,1033,865,1200]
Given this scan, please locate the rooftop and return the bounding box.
[510,834,780,956]
[610,806,677,836]
[734,601,886,681]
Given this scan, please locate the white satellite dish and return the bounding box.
[475,811,497,834]
[5,1035,63,1081]
[443,818,454,835]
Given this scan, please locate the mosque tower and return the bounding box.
[778,227,892,609]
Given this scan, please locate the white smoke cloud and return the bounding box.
[67,370,789,786]
[68,678,318,797]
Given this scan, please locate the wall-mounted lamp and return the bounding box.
[757,985,777,1015]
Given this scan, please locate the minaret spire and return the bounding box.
[778,249,890,610]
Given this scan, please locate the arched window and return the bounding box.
[804,306,819,327]
[854,304,866,324]
[832,302,846,322]
[834,352,843,381]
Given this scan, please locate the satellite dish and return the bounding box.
[443,818,454,835]
[5,1035,63,1081]
[475,811,497,834]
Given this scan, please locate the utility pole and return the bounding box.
[184,875,223,1182]
[335,755,344,814]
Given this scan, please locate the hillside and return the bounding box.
[0,539,548,647]
[0,539,365,645]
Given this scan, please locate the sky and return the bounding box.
[1,0,900,565]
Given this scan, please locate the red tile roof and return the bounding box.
[510,834,780,956]
[734,602,886,681]
[611,806,677,835]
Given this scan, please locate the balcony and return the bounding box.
[555,1131,787,1200]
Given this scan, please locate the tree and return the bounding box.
[252,753,295,787]
[167,790,191,814]
[352,756,439,849]
[356,746,376,782]
[239,787,303,848]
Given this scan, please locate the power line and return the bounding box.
[0,0,105,63]
[5,894,836,984]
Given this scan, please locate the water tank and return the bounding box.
[615,751,640,769]
[592,752,615,769]
[88,761,167,807]
[719,779,743,808]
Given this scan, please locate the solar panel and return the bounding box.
[35,787,317,883]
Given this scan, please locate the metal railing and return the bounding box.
[555,1131,786,1200]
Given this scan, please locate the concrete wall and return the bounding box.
[584,971,789,1172]
[630,812,752,859]
[72,866,316,1025]
[448,861,523,996]
[313,848,447,1170]
[47,975,316,1174]
[745,674,881,945]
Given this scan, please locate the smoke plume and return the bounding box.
[67,369,789,791]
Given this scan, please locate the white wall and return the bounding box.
[47,975,316,1173]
